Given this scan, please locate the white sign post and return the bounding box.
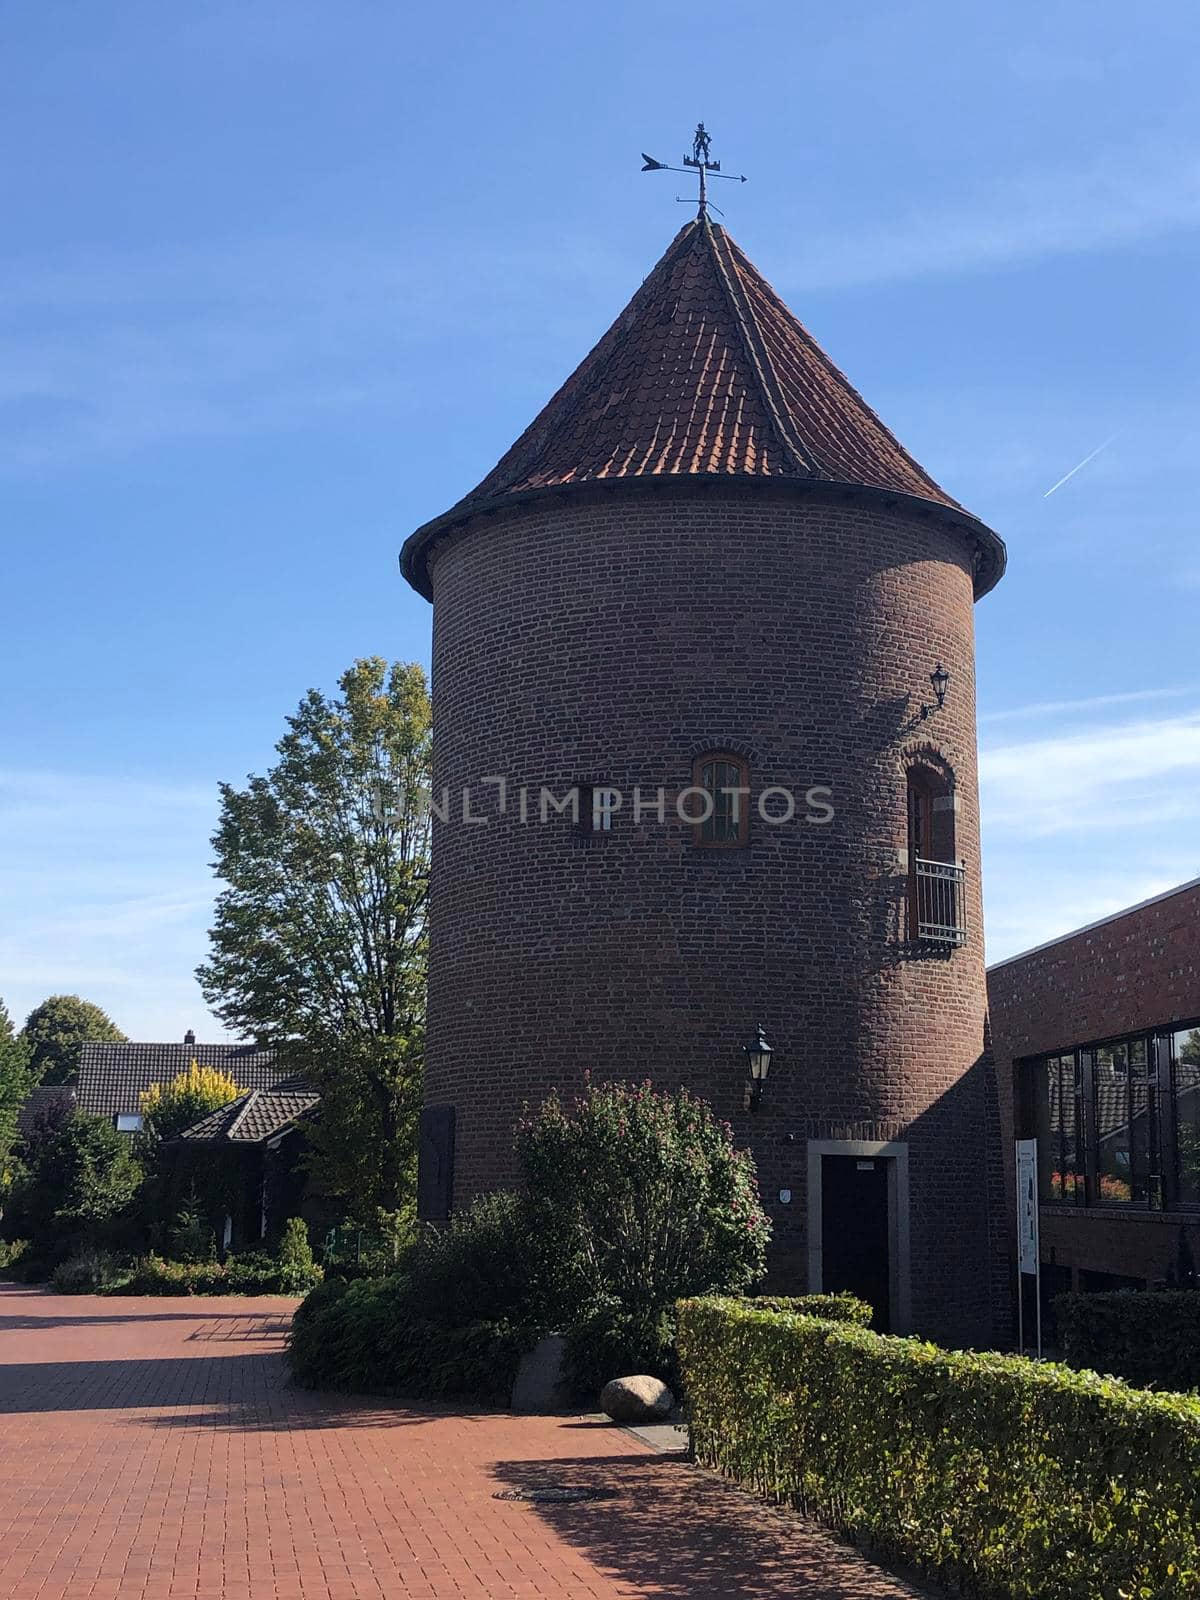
[1015,1138,1041,1359]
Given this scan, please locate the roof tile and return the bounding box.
[402,217,1004,597]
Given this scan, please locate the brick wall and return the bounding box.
[989,879,1200,1288]
[420,477,1004,1347]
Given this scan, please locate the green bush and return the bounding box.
[564,1295,678,1396]
[744,1292,873,1325]
[518,1078,770,1386]
[405,1191,570,1327]
[168,1202,217,1264]
[0,1237,28,1274]
[289,1085,775,1405]
[279,1217,315,1272]
[1055,1288,1200,1391]
[112,1251,322,1297]
[287,1272,523,1403]
[51,1249,127,1294]
[677,1296,1200,1600]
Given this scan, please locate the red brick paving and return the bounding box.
[0,1285,923,1599]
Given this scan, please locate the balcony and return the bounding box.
[912,856,967,947]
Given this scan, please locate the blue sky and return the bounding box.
[1,1,1198,1039]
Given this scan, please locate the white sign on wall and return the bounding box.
[1016,1139,1039,1275]
[1015,1138,1042,1359]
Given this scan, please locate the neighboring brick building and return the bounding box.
[990,878,1200,1302]
[401,202,1009,1345]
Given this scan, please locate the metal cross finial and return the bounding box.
[640,123,747,218]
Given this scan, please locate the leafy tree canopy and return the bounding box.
[21,995,126,1086]
[139,1061,246,1142]
[0,999,37,1193]
[18,1110,142,1251]
[197,658,430,1224]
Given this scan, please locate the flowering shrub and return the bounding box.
[518,1079,770,1389]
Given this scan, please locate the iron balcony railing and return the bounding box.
[912,856,967,946]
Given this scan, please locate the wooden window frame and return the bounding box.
[691,752,750,849]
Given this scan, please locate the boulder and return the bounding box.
[599,1374,674,1424]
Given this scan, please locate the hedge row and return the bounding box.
[745,1292,872,1325]
[111,1252,322,1297]
[1056,1289,1200,1392]
[677,1296,1200,1600]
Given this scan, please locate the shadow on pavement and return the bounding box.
[490,1453,933,1600]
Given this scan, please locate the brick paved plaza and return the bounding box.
[0,1285,922,1599]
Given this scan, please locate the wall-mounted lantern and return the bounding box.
[743,1023,774,1113]
[920,662,950,720]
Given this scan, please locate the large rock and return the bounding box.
[599,1374,674,1424]
[510,1335,572,1413]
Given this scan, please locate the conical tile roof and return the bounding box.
[402,217,1004,596]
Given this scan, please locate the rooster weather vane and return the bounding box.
[641,123,747,218]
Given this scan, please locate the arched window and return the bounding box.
[906,761,964,944]
[906,763,955,865]
[692,752,750,848]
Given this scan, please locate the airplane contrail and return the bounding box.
[1043,435,1116,498]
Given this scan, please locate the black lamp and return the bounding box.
[921,663,950,720]
[743,1023,773,1112]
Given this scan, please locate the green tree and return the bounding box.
[0,999,37,1201]
[17,1111,142,1257]
[21,995,126,1086]
[197,658,430,1226]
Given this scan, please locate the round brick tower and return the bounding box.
[401,214,1007,1347]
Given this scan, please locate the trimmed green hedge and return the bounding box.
[1056,1289,1200,1392]
[677,1296,1200,1600]
[744,1292,872,1325]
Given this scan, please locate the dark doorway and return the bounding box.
[821,1155,891,1331]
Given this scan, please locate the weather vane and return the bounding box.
[641,123,747,218]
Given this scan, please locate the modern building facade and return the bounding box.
[990,877,1200,1306]
[401,209,1009,1345]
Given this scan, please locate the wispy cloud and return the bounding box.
[980,686,1197,725]
[783,138,1200,291]
[981,710,1200,835]
[0,768,227,1040]
[981,703,1200,960]
[0,232,623,470]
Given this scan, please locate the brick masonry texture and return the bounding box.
[423,479,1005,1348]
[0,1287,923,1600]
[989,880,1200,1287]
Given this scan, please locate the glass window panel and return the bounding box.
[1068,1056,1088,1196]
[1173,1027,1200,1205]
[1035,1058,1060,1200]
[700,758,744,843]
[1130,1079,1151,1202]
[1095,1045,1132,1203]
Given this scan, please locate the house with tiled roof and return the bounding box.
[165,1076,323,1251]
[76,1029,285,1132]
[14,1085,76,1142]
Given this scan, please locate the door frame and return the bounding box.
[806,1138,911,1334]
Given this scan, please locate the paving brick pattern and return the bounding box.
[0,1287,922,1599]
